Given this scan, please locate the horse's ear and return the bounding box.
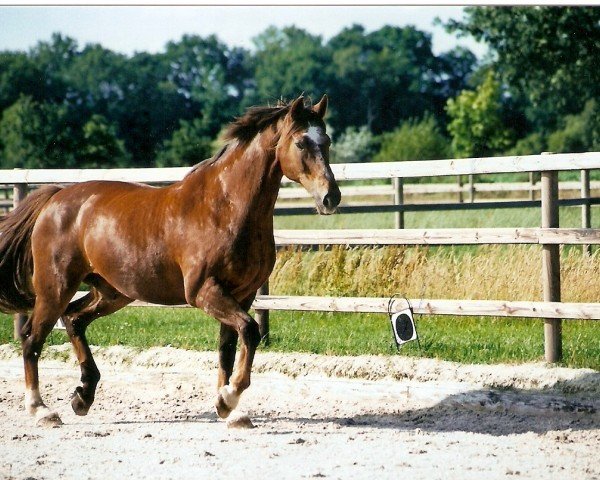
[312,94,328,119]
[289,96,305,119]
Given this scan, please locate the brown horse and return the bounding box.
[0,95,340,426]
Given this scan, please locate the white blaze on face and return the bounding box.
[306,124,327,146]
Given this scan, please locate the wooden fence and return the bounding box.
[2,151,600,363]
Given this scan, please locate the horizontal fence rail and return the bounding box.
[277,180,600,199]
[2,152,600,184]
[275,198,600,216]
[251,296,600,321]
[329,152,600,180]
[273,228,600,246]
[84,296,599,321]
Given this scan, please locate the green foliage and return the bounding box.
[445,7,600,130]
[446,71,513,158]
[0,52,48,111]
[547,100,600,154]
[330,126,377,163]
[163,35,249,135]
[80,114,130,167]
[0,95,77,168]
[156,118,214,167]
[374,115,450,162]
[504,132,546,156]
[0,14,595,170]
[251,26,332,105]
[326,25,475,135]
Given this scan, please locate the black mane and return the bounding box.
[223,99,321,145]
[223,104,290,145]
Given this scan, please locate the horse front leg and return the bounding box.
[217,323,238,391]
[191,278,261,419]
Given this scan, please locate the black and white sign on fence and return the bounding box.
[387,295,419,350]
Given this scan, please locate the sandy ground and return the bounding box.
[0,344,598,480]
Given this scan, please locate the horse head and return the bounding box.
[276,95,341,215]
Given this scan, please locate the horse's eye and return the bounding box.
[295,141,305,150]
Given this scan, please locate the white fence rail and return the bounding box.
[1,152,600,184]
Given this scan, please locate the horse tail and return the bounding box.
[0,185,63,313]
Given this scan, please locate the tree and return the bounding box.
[155,118,213,167]
[327,25,475,135]
[251,26,332,104]
[504,132,546,156]
[0,95,77,169]
[28,33,78,104]
[63,43,129,116]
[330,126,377,163]
[116,51,191,166]
[445,7,600,130]
[79,114,130,167]
[445,71,513,158]
[547,99,600,153]
[374,114,450,162]
[164,35,251,135]
[0,52,48,112]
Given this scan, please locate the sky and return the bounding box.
[0,5,489,58]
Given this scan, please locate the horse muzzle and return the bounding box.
[316,185,341,215]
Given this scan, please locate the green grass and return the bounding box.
[2,308,599,370]
[275,205,599,230]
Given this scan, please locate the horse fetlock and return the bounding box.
[80,364,101,385]
[25,402,39,416]
[25,388,45,415]
[215,385,240,419]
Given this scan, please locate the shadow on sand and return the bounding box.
[260,371,599,437]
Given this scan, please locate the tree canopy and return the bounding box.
[445,6,600,131]
[0,9,596,169]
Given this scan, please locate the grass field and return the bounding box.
[1,308,598,370]
[1,204,598,370]
[274,204,599,230]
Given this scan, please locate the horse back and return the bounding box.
[32,181,188,304]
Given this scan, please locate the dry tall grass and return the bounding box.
[270,245,600,303]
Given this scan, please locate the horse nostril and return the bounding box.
[323,189,341,210]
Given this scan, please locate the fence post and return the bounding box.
[393,177,404,229]
[255,281,270,346]
[468,174,475,203]
[13,182,28,341]
[581,169,591,256]
[541,166,562,363]
[457,175,463,203]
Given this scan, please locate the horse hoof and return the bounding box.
[36,411,63,427]
[71,388,91,416]
[215,394,232,419]
[226,412,255,429]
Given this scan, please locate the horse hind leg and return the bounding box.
[62,277,132,416]
[22,294,75,427]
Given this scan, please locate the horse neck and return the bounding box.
[182,131,283,222]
